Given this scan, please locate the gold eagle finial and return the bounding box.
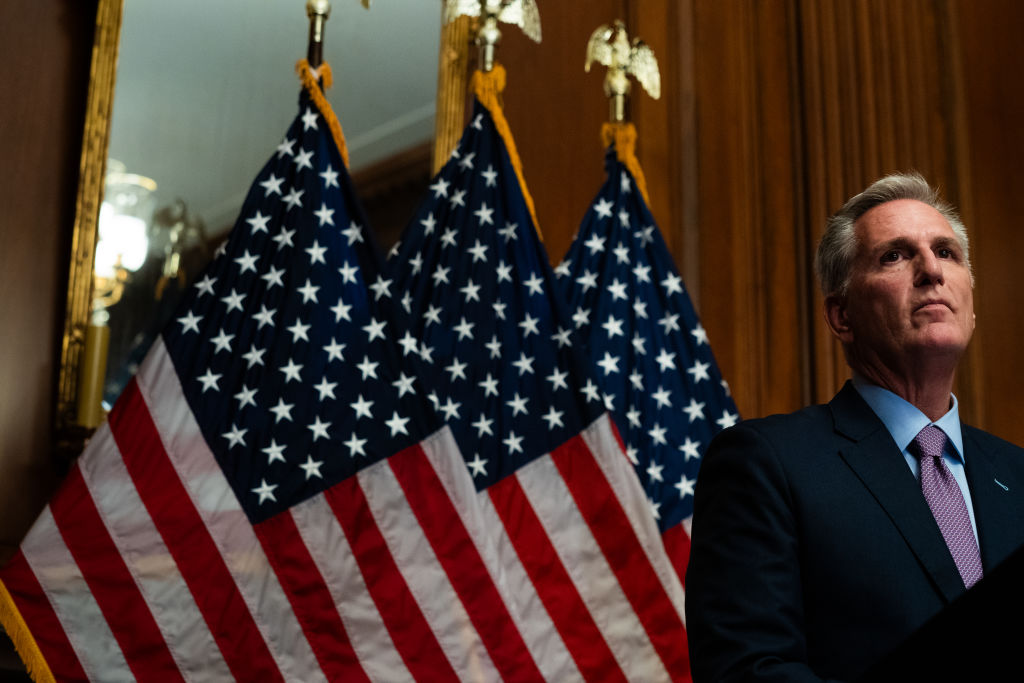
[444,0,542,72]
[585,20,660,122]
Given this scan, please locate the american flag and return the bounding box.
[555,138,739,576]
[0,74,539,680]
[386,67,690,681]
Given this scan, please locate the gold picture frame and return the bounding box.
[55,0,124,445]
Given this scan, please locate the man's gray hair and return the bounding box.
[814,172,971,297]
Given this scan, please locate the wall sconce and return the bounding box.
[77,161,156,428]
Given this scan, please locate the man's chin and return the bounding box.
[906,329,972,357]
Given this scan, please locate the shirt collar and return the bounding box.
[851,375,965,462]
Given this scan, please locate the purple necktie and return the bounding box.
[911,425,983,589]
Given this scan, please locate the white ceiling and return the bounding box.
[108,0,441,232]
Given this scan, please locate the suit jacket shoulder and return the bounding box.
[961,423,1024,570]
[963,423,1024,462]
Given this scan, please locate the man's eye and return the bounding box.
[937,248,954,258]
[881,251,901,262]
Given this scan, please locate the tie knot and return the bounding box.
[911,424,948,460]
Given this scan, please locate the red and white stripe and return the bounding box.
[484,414,690,682]
[1,339,689,681]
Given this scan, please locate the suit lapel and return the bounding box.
[829,382,966,603]
[962,431,1021,570]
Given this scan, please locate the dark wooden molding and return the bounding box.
[352,141,433,202]
[351,141,433,250]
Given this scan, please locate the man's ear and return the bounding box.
[824,295,853,344]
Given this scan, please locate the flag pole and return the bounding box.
[306,0,331,70]
[475,6,500,73]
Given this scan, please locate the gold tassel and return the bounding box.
[601,122,652,208]
[471,64,542,241]
[295,59,351,169]
[0,579,55,683]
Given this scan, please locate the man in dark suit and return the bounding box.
[685,173,1024,682]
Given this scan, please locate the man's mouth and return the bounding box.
[914,299,951,313]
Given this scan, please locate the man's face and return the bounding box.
[826,199,975,372]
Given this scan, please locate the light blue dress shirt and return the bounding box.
[851,376,979,543]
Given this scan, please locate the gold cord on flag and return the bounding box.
[0,579,55,683]
[471,64,542,241]
[296,59,351,169]
[601,121,651,208]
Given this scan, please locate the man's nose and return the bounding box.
[915,251,945,286]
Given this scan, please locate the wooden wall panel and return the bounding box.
[635,1,700,293]
[687,0,807,419]
[0,0,97,673]
[0,1,97,563]
[956,0,1024,444]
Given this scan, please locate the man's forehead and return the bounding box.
[854,199,954,247]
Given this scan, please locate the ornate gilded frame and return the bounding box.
[56,0,125,439]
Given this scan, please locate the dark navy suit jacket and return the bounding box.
[685,382,1024,682]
